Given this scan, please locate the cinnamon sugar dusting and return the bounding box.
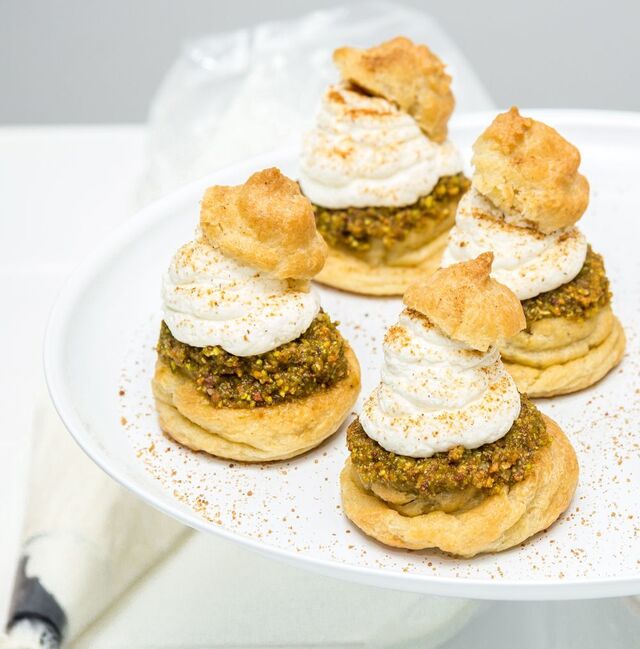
[360,308,521,457]
[443,188,589,301]
[120,273,640,586]
[298,82,463,210]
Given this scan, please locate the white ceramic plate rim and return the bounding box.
[44,109,640,600]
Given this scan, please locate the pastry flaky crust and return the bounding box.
[503,309,626,397]
[403,252,526,351]
[340,416,578,558]
[472,107,590,233]
[152,346,361,462]
[315,229,449,296]
[200,168,328,280]
[333,36,454,143]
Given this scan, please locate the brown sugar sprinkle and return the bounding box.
[122,220,640,584]
[327,89,346,104]
[343,106,394,119]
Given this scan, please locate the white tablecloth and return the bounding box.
[0,126,147,616]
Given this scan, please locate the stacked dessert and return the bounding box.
[299,37,469,295]
[153,168,360,461]
[341,254,578,556]
[442,108,625,396]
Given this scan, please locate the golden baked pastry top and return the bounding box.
[333,36,454,143]
[472,107,590,233]
[200,168,328,279]
[403,252,526,351]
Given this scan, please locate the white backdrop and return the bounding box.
[2,0,639,123]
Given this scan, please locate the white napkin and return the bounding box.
[3,400,188,647]
[73,534,479,648]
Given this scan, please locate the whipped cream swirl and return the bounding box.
[162,237,320,356]
[442,189,588,300]
[360,310,520,458]
[298,83,462,209]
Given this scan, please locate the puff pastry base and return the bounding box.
[340,416,577,558]
[152,346,360,462]
[502,308,625,397]
[315,230,449,296]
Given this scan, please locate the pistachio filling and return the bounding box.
[347,395,548,498]
[312,173,470,262]
[157,312,348,409]
[522,246,611,323]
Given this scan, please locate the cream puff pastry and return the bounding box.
[152,168,361,462]
[442,108,625,397]
[340,253,578,557]
[299,36,469,296]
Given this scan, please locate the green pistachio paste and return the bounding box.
[347,396,548,497]
[312,174,470,259]
[157,312,348,409]
[522,246,611,323]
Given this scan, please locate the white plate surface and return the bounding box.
[45,111,640,600]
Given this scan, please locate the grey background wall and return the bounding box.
[2,0,638,124]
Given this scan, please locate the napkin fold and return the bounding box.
[3,400,189,646]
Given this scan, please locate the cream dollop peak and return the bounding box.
[472,107,590,233]
[333,36,454,143]
[200,168,328,280]
[403,253,525,351]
